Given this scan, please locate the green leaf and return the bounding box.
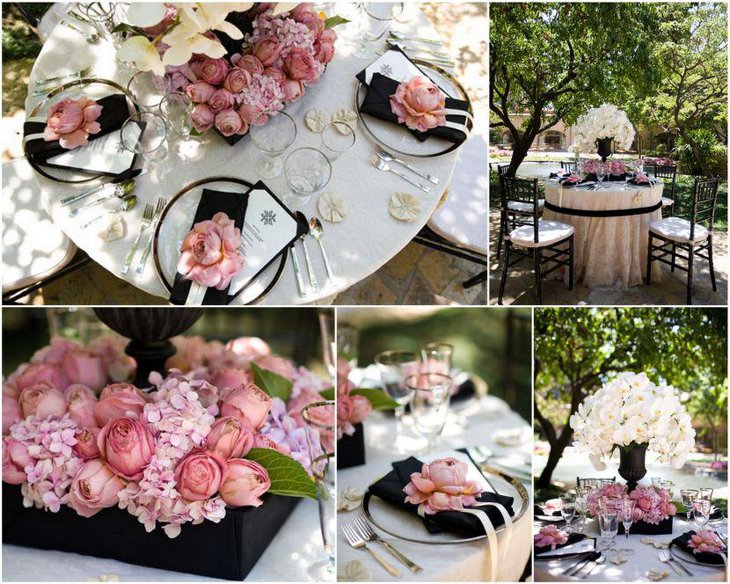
[112,23,138,34]
[351,388,399,410]
[246,447,317,500]
[251,362,293,402]
[325,15,350,29]
[320,387,335,400]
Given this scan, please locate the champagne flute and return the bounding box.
[159,91,193,139]
[596,163,606,188]
[575,486,591,533]
[406,372,452,453]
[318,309,335,383]
[680,489,698,523]
[120,111,168,164]
[420,342,453,376]
[374,350,418,446]
[320,121,356,163]
[560,494,577,533]
[617,499,636,556]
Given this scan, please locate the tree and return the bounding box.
[534,308,727,489]
[490,3,661,174]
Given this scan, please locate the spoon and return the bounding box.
[69,181,137,216]
[308,217,334,282]
[61,178,136,207]
[295,211,318,293]
[80,195,137,228]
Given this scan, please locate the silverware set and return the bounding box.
[370,153,431,192]
[31,66,92,97]
[291,213,333,297]
[122,197,167,276]
[376,48,453,69]
[62,179,139,228]
[658,550,693,577]
[561,552,605,578]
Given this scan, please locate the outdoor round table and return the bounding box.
[542,180,664,288]
[24,6,460,305]
[534,516,728,582]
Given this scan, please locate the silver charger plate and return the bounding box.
[361,464,528,545]
[355,59,472,158]
[669,541,727,568]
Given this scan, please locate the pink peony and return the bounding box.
[298,13,324,38]
[211,368,250,395]
[199,57,230,85]
[314,29,336,64]
[281,78,304,102]
[253,37,283,67]
[18,383,67,419]
[64,384,98,428]
[226,337,271,360]
[97,417,155,480]
[223,67,252,93]
[94,382,147,426]
[186,80,216,104]
[43,97,102,149]
[177,212,245,290]
[174,449,228,501]
[541,498,564,515]
[235,54,265,76]
[348,395,372,425]
[72,427,101,459]
[535,525,569,550]
[688,530,726,555]
[215,109,247,136]
[289,3,317,22]
[2,438,34,484]
[68,459,126,518]
[219,458,270,507]
[9,362,68,393]
[283,47,319,82]
[3,393,21,434]
[220,382,272,430]
[403,457,482,515]
[206,416,254,459]
[166,336,206,372]
[390,77,447,132]
[255,355,296,381]
[62,350,106,391]
[190,103,216,132]
[209,88,236,112]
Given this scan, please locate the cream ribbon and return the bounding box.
[442,107,473,137]
[185,282,207,305]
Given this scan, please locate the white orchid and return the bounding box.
[573,104,635,151]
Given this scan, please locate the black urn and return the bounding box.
[618,443,648,492]
[93,308,204,388]
[596,137,614,162]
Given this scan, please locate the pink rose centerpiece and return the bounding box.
[3,333,329,538]
[586,483,676,534]
[687,530,726,555]
[403,457,482,515]
[390,76,447,132]
[534,525,569,550]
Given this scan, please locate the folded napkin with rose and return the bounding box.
[672,530,727,565]
[534,526,590,556]
[628,171,658,186]
[368,455,514,537]
[534,498,564,521]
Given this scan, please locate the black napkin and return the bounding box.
[672,530,726,565]
[451,378,475,402]
[627,178,657,186]
[169,187,251,306]
[368,456,514,537]
[677,509,723,521]
[535,533,588,556]
[24,94,131,169]
[533,504,563,520]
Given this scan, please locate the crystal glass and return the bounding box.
[420,342,453,376]
[693,498,712,529]
[699,487,714,502]
[318,309,335,383]
[250,112,297,179]
[680,488,698,522]
[560,494,577,532]
[284,147,332,208]
[355,2,404,59]
[337,323,359,368]
[598,508,619,558]
[374,350,419,445]
[617,499,636,555]
[127,70,166,112]
[120,111,168,163]
[596,163,607,186]
[320,121,356,162]
[575,486,591,533]
[406,372,452,452]
[301,401,336,581]
[159,91,193,138]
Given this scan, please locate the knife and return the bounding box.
[59,169,144,206]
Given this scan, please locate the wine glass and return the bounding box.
[693,498,712,529]
[318,309,335,383]
[596,163,606,187]
[699,487,714,502]
[574,486,591,533]
[374,350,419,446]
[127,71,166,112]
[680,488,698,522]
[120,111,168,164]
[617,499,636,556]
[560,494,577,532]
[320,122,356,163]
[598,500,619,558]
[301,401,336,581]
[284,147,332,208]
[406,372,452,452]
[159,91,193,138]
[420,342,453,376]
[355,2,404,59]
[337,323,359,368]
[250,111,297,179]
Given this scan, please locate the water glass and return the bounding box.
[355,2,404,58]
[406,372,452,452]
[598,510,619,557]
[693,498,712,529]
[560,494,577,532]
[320,122,356,162]
[250,111,297,179]
[284,147,332,208]
[617,499,636,555]
[596,163,607,186]
[337,323,359,368]
[374,350,419,439]
[420,342,453,376]
[159,91,193,138]
[680,488,698,521]
[127,71,166,112]
[120,111,168,163]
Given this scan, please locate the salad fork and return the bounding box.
[375,148,439,184]
[135,197,167,275]
[341,523,401,577]
[121,203,153,275]
[353,515,422,572]
[370,154,430,192]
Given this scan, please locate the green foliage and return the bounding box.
[245,448,317,500]
[350,388,399,410]
[251,363,293,402]
[2,22,41,60]
[674,130,727,177]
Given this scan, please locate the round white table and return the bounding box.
[534,516,728,582]
[337,369,533,582]
[542,180,663,288]
[25,4,462,304]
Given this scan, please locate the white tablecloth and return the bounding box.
[25,5,462,305]
[337,390,532,582]
[534,517,728,582]
[3,497,326,581]
[542,180,663,288]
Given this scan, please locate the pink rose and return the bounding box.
[87,335,135,383]
[62,350,106,391]
[254,434,291,455]
[403,457,482,515]
[18,384,67,419]
[199,57,230,85]
[283,48,320,82]
[209,88,236,112]
[220,382,272,430]
[281,78,304,102]
[3,393,21,434]
[289,3,317,22]
[219,458,270,507]
[43,97,102,149]
[225,337,271,360]
[10,362,68,392]
[390,76,447,132]
[688,530,726,555]
[177,211,245,290]
[337,395,354,438]
[68,459,126,518]
[534,525,569,550]
[206,416,254,459]
[94,382,147,427]
[167,336,206,372]
[314,29,337,64]
[299,13,324,38]
[253,37,283,67]
[190,103,216,133]
[348,395,372,425]
[236,54,265,76]
[254,355,295,381]
[211,368,250,394]
[65,384,98,428]
[97,417,155,480]
[223,67,252,93]
[175,449,228,501]
[215,109,247,136]
[2,439,33,484]
[73,427,101,460]
[238,103,267,126]
[186,80,215,103]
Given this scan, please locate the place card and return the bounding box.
[538,538,596,557]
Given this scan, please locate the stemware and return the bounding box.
[301,401,336,581]
[250,111,297,179]
[126,71,166,112]
[596,163,607,187]
[337,323,359,368]
[318,309,336,383]
[159,91,193,139]
[597,502,619,558]
[560,494,577,532]
[405,372,452,452]
[120,111,168,163]
[693,498,712,529]
[355,2,404,59]
[374,350,419,443]
[680,488,698,522]
[320,122,356,162]
[699,487,714,502]
[574,486,591,533]
[420,342,453,376]
[617,499,636,556]
[284,147,332,208]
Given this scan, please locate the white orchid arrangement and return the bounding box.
[117,2,298,76]
[570,372,695,471]
[572,103,635,151]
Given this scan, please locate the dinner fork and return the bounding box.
[658,550,692,576]
[341,523,401,577]
[121,203,153,275]
[370,154,430,192]
[134,197,167,275]
[375,148,439,184]
[353,515,422,573]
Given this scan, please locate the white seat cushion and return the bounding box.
[509,220,574,248]
[661,197,674,207]
[649,217,708,244]
[508,199,545,214]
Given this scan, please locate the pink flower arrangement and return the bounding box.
[586,484,676,525]
[534,525,569,550]
[177,212,245,291]
[541,498,564,514]
[633,171,652,184]
[687,530,726,555]
[43,97,102,149]
[336,359,371,439]
[643,157,676,167]
[390,76,447,132]
[3,334,329,538]
[403,457,482,515]
[581,159,627,176]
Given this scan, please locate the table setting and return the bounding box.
[533,372,728,582]
[20,2,473,305]
[336,340,532,581]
